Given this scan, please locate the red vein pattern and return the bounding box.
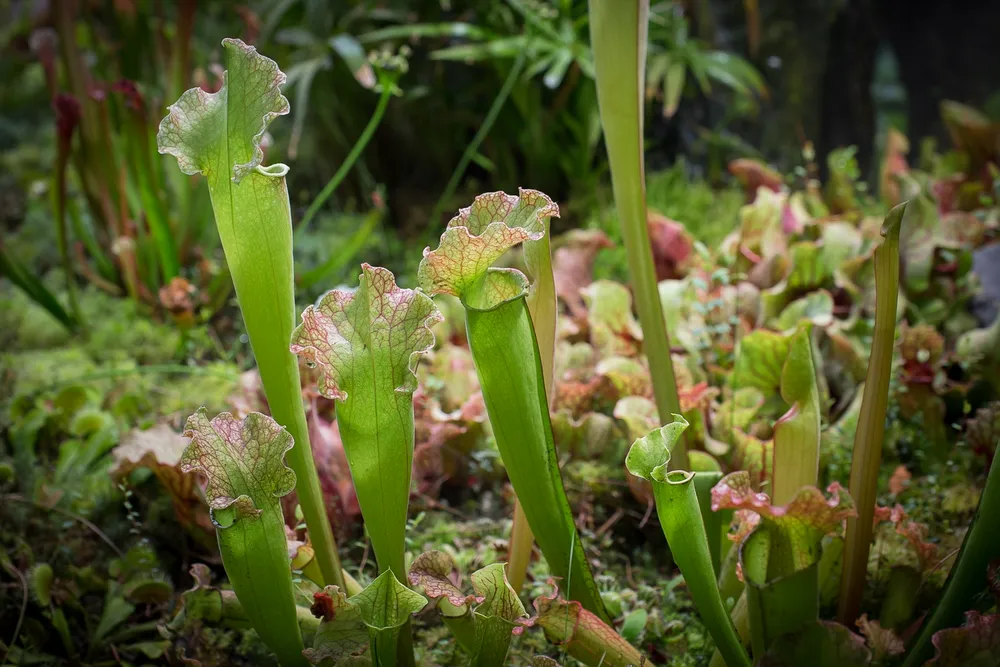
[180,408,296,520]
[290,264,442,402]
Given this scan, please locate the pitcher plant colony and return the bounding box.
[132,18,1000,665]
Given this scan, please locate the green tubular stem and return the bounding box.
[465,295,608,621]
[289,265,438,667]
[441,606,478,654]
[396,625,416,667]
[507,500,533,593]
[157,39,344,590]
[589,0,685,466]
[207,166,344,590]
[837,202,906,625]
[335,371,414,581]
[879,566,921,630]
[508,209,558,595]
[710,593,750,667]
[693,471,725,578]
[901,451,1000,666]
[218,502,308,667]
[524,225,557,398]
[770,325,821,506]
[470,615,518,667]
[52,138,81,324]
[299,84,392,234]
[652,471,751,667]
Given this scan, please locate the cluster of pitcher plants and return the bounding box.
[151,10,999,666]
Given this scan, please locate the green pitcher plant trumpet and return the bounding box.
[417,190,609,620]
[626,415,751,667]
[180,409,308,667]
[290,263,440,666]
[408,550,528,667]
[157,38,342,589]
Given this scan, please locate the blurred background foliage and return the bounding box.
[2,0,1000,327]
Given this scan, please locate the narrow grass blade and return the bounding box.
[837,202,907,625]
[590,0,686,465]
[0,244,76,332]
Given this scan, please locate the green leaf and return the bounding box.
[181,409,296,519]
[407,550,479,652]
[761,242,831,322]
[581,280,644,357]
[176,563,250,627]
[157,39,287,182]
[737,187,787,263]
[358,22,489,44]
[407,551,479,609]
[663,60,686,118]
[771,324,821,505]
[626,417,751,667]
[158,37,342,590]
[417,215,541,310]
[291,264,440,583]
[714,471,855,656]
[0,246,77,332]
[350,570,427,667]
[711,387,765,445]
[418,198,608,620]
[620,608,648,643]
[898,194,940,294]
[955,314,1000,369]
[93,594,135,642]
[729,428,774,491]
[469,564,528,667]
[449,188,561,388]
[713,472,855,578]
[733,329,791,394]
[625,414,691,484]
[181,409,307,666]
[772,290,834,332]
